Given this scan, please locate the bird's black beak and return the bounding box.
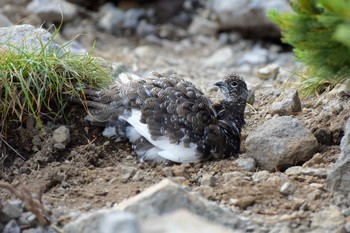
[214,80,225,87]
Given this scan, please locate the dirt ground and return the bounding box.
[1,33,349,228]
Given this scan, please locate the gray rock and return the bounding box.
[285,166,327,178]
[211,0,291,38]
[27,0,78,22]
[115,179,247,229]
[123,8,146,30]
[162,167,174,177]
[203,47,235,68]
[64,209,140,233]
[345,222,350,233]
[117,166,137,183]
[257,63,279,80]
[141,209,239,233]
[327,117,350,194]
[246,116,318,171]
[234,157,256,172]
[0,24,62,55]
[136,20,157,38]
[311,206,345,230]
[52,126,70,149]
[19,212,37,226]
[3,220,20,233]
[271,90,302,116]
[0,200,23,221]
[98,3,125,35]
[0,13,12,27]
[199,173,217,187]
[279,182,296,195]
[188,16,219,36]
[239,45,269,65]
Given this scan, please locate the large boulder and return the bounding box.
[211,0,291,38]
[246,116,318,171]
[326,117,350,194]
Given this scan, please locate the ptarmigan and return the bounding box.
[84,72,248,163]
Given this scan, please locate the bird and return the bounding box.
[83,72,248,163]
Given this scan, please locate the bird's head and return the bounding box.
[214,74,248,103]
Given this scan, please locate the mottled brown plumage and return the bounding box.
[84,72,248,163]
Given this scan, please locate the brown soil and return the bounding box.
[1,34,349,228]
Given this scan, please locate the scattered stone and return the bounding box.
[203,47,235,68]
[303,153,327,167]
[257,63,279,80]
[188,16,219,36]
[123,8,146,30]
[271,90,302,116]
[117,166,137,183]
[311,206,345,230]
[246,116,318,171]
[172,165,190,179]
[199,173,217,187]
[285,166,328,178]
[306,190,322,201]
[234,157,256,172]
[0,24,61,55]
[98,3,125,35]
[211,0,291,38]
[326,117,350,195]
[230,197,256,209]
[0,200,23,221]
[162,167,173,177]
[18,212,37,226]
[131,170,145,182]
[64,209,140,233]
[141,209,237,233]
[239,45,269,65]
[136,20,157,38]
[3,220,20,233]
[27,0,78,22]
[115,179,246,229]
[222,172,250,182]
[252,171,270,183]
[280,182,296,196]
[52,125,70,149]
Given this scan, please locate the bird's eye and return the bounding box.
[231,81,238,87]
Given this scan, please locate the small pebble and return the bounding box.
[280,182,296,195]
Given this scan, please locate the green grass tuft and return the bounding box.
[268,0,350,95]
[0,33,114,133]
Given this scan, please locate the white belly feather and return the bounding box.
[120,109,199,163]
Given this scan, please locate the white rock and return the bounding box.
[203,47,235,68]
[64,209,140,233]
[234,157,256,172]
[53,125,70,149]
[257,63,279,80]
[246,116,318,171]
[279,182,296,195]
[141,209,238,233]
[0,24,62,55]
[115,179,246,228]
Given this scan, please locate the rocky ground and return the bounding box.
[1,0,350,233]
